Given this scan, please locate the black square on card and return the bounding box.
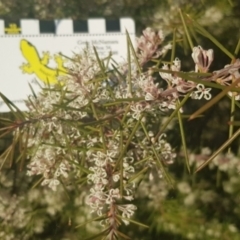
[40,20,55,33]
[106,19,120,32]
[73,20,88,33]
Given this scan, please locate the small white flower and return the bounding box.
[171,57,181,72]
[106,188,120,204]
[145,92,155,101]
[130,103,145,119]
[54,162,69,178]
[192,84,212,100]
[41,178,60,191]
[159,64,171,80]
[117,204,137,225]
[228,91,240,100]
[112,174,120,182]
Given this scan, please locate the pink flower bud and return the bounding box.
[192,46,214,72]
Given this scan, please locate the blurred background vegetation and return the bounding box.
[0,0,240,239]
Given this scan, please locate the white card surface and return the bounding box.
[0,18,135,112]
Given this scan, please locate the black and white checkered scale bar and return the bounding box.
[0,18,135,36]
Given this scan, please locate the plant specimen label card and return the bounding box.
[0,18,135,112]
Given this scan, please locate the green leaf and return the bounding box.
[126,30,141,73]
[82,228,110,240]
[0,92,25,120]
[177,100,190,173]
[151,145,174,187]
[74,215,108,229]
[179,9,194,49]
[0,145,13,169]
[116,214,149,229]
[185,13,235,59]
[195,127,240,172]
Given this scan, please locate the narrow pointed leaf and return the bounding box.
[185,13,235,59]
[195,127,240,172]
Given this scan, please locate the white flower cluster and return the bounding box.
[19,28,180,230]
[159,47,214,102]
[0,194,27,229]
[0,171,83,239]
[86,147,136,224]
[136,27,172,65]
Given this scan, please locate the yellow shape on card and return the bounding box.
[20,39,67,85]
[5,23,21,34]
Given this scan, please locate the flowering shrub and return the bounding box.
[1,12,240,239]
